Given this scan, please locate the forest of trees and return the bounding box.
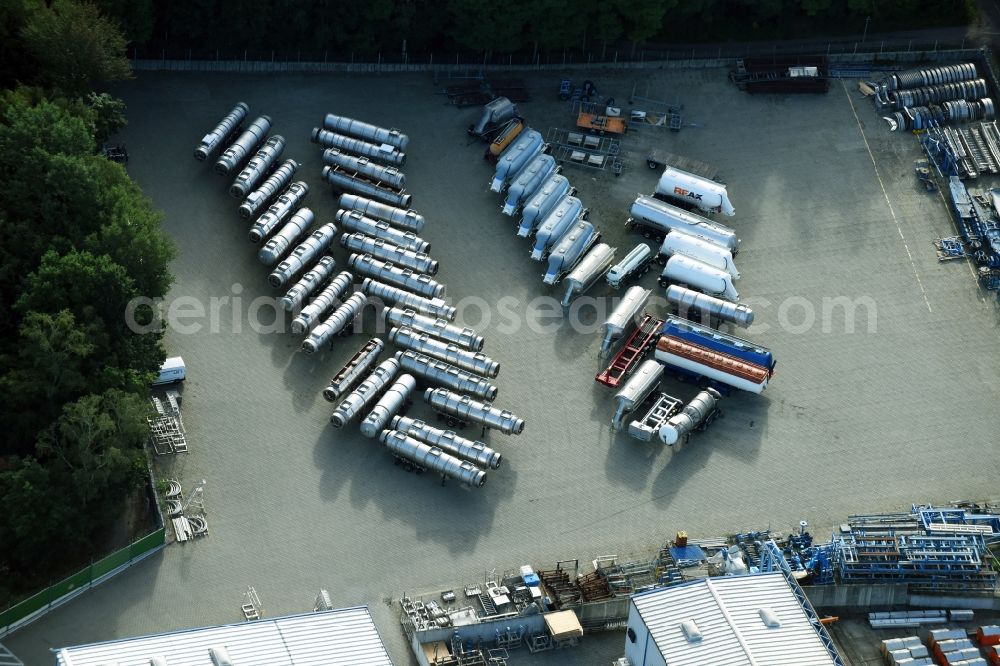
[0,1,174,603]
[82,0,976,62]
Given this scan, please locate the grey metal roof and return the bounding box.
[54,606,392,666]
[631,572,837,666]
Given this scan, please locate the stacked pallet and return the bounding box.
[881,636,933,665]
[928,628,982,665]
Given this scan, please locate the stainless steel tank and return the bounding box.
[395,350,498,401]
[340,233,438,275]
[249,181,309,243]
[349,254,444,299]
[229,134,285,198]
[267,222,338,288]
[336,210,429,252]
[257,207,314,266]
[423,388,524,435]
[379,430,486,487]
[361,279,455,321]
[338,193,425,233]
[214,115,271,175]
[310,128,405,166]
[239,159,298,220]
[389,327,498,378]
[279,257,337,312]
[360,374,416,438]
[386,308,482,351]
[302,293,367,353]
[330,357,400,427]
[392,415,501,469]
[291,271,354,334]
[323,113,409,150]
[323,338,384,402]
[194,102,248,161]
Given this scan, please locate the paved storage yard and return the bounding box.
[6,67,999,664]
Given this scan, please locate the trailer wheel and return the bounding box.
[642,229,651,239]
[647,160,658,169]
[655,255,667,266]
[658,278,669,288]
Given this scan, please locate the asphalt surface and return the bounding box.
[5,67,1000,665]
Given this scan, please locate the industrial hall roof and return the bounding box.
[55,606,393,666]
[630,571,840,666]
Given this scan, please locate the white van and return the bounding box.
[153,357,186,386]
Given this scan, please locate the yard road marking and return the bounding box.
[842,79,933,313]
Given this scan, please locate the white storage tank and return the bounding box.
[660,255,738,301]
[659,230,739,279]
[655,166,735,216]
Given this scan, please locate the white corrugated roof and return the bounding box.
[55,606,392,666]
[631,572,838,666]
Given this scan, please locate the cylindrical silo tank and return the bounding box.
[360,374,416,438]
[194,101,248,161]
[611,359,664,431]
[229,134,285,198]
[386,308,482,351]
[490,128,543,192]
[323,114,409,151]
[323,337,384,402]
[392,415,501,469]
[330,357,400,427]
[601,286,651,353]
[502,153,557,216]
[338,193,425,233]
[543,220,598,285]
[379,430,486,488]
[530,195,585,260]
[349,254,444,299]
[389,327,499,378]
[423,387,524,435]
[394,350,498,401]
[249,181,309,243]
[257,207,315,266]
[310,128,405,166]
[665,284,754,328]
[660,255,739,302]
[322,150,406,190]
[302,293,367,353]
[214,115,271,175]
[518,173,572,238]
[658,388,722,446]
[659,230,739,279]
[629,195,739,252]
[279,257,338,312]
[267,222,338,288]
[336,210,429,252]
[361,278,456,321]
[291,271,354,334]
[340,233,438,275]
[561,242,616,307]
[239,159,298,220]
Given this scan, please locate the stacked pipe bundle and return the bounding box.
[884,99,995,132]
[885,79,987,111]
[876,62,995,132]
[878,63,978,93]
[311,113,409,207]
